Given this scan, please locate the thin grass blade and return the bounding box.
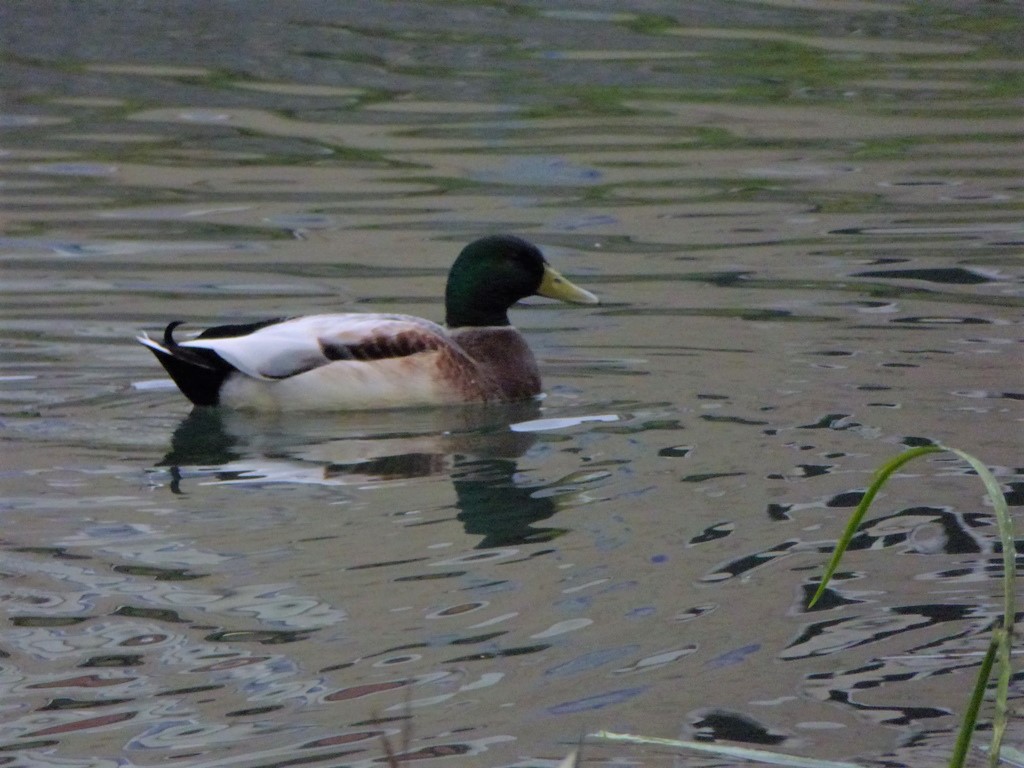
[948,636,998,768]
[943,447,1016,632]
[809,445,942,607]
[942,446,1016,768]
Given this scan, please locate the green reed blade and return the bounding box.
[807,444,1015,768]
[944,448,1016,639]
[989,628,1012,768]
[950,635,998,768]
[808,445,942,608]
[943,448,1016,768]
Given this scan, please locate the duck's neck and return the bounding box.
[450,326,541,400]
[444,263,522,327]
[445,304,511,328]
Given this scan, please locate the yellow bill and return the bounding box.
[537,264,599,305]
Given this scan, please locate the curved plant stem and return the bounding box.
[945,447,1016,768]
[808,444,942,608]
[807,445,1016,768]
[949,636,997,768]
[598,445,1016,768]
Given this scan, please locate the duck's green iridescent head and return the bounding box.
[444,235,598,328]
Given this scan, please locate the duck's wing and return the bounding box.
[171,313,458,380]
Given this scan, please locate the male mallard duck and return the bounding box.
[137,235,598,411]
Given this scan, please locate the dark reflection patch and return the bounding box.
[701,540,800,582]
[119,633,168,647]
[444,644,550,663]
[112,606,186,623]
[842,507,987,555]
[689,522,734,545]
[826,490,866,508]
[826,689,949,725]
[796,464,832,477]
[800,583,865,612]
[301,731,384,747]
[226,704,285,717]
[853,267,992,284]
[449,631,507,645]
[156,684,222,696]
[785,601,979,660]
[12,616,89,627]
[190,656,270,672]
[658,445,692,457]
[28,674,135,689]
[700,414,770,426]
[25,711,136,736]
[39,697,133,710]
[365,642,428,659]
[203,629,314,644]
[393,571,466,582]
[798,413,858,430]
[690,710,787,745]
[1004,482,1024,506]
[674,604,717,622]
[112,564,207,581]
[324,680,410,701]
[79,654,144,667]
[681,472,744,483]
[346,557,430,570]
[902,436,937,447]
[12,546,90,560]
[391,744,473,759]
[431,601,486,616]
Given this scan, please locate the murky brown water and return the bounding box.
[1,3,1022,767]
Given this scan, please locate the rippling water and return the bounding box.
[1,3,1022,767]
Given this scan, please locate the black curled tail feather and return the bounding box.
[162,321,219,371]
[145,322,235,406]
[164,320,186,350]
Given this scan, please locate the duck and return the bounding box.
[137,235,598,411]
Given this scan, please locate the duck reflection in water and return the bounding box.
[156,402,566,548]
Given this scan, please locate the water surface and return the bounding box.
[1,3,1022,767]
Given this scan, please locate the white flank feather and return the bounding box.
[218,355,452,411]
[178,313,449,380]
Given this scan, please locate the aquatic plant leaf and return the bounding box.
[806,444,1016,768]
[943,447,1016,768]
[949,634,997,768]
[808,445,942,608]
